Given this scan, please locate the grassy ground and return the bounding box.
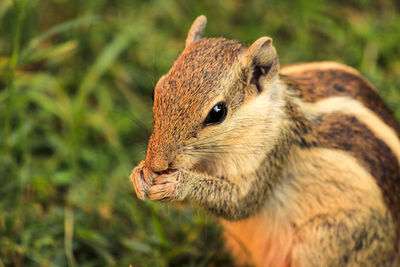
[1,0,399,266]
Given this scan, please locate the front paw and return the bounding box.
[148,171,184,202]
[130,161,157,200]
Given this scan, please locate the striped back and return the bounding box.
[281,62,400,233]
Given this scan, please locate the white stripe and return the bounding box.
[281,61,361,77]
[280,61,377,92]
[302,96,400,162]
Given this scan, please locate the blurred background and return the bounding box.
[1,0,399,266]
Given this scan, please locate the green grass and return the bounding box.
[0,0,399,266]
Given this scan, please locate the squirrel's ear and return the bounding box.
[185,15,207,48]
[240,37,279,93]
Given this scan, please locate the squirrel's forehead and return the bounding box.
[152,39,245,134]
[173,38,244,81]
[155,38,245,100]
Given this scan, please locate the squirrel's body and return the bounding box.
[130,16,400,266]
[223,62,400,266]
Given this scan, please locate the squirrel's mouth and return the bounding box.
[157,169,177,175]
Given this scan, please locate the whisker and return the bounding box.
[187,148,266,155]
[126,109,151,135]
[191,143,267,151]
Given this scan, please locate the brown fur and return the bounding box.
[130,16,400,266]
[147,38,244,172]
[300,113,400,234]
[280,64,400,137]
[221,211,292,267]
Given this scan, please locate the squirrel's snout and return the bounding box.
[145,153,170,173]
[148,159,168,173]
[146,133,177,173]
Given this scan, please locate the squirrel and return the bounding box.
[130,15,400,266]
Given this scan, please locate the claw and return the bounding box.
[129,161,157,200]
[148,172,179,202]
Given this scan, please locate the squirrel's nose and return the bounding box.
[146,153,170,173]
[145,134,174,173]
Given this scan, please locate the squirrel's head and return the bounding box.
[146,16,286,177]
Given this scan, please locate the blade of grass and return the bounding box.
[0,0,12,21]
[21,40,78,65]
[10,0,28,68]
[150,202,168,249]
[64,206,77,267]
[19,15,99,63]
[3,0,28,148]
[77,25,141,107]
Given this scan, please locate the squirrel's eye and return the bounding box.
[204,102,227,126]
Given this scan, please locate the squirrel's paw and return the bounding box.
[130,161,157,200]
[148,171,182,202]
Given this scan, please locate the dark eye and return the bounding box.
[204,102,227,126]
